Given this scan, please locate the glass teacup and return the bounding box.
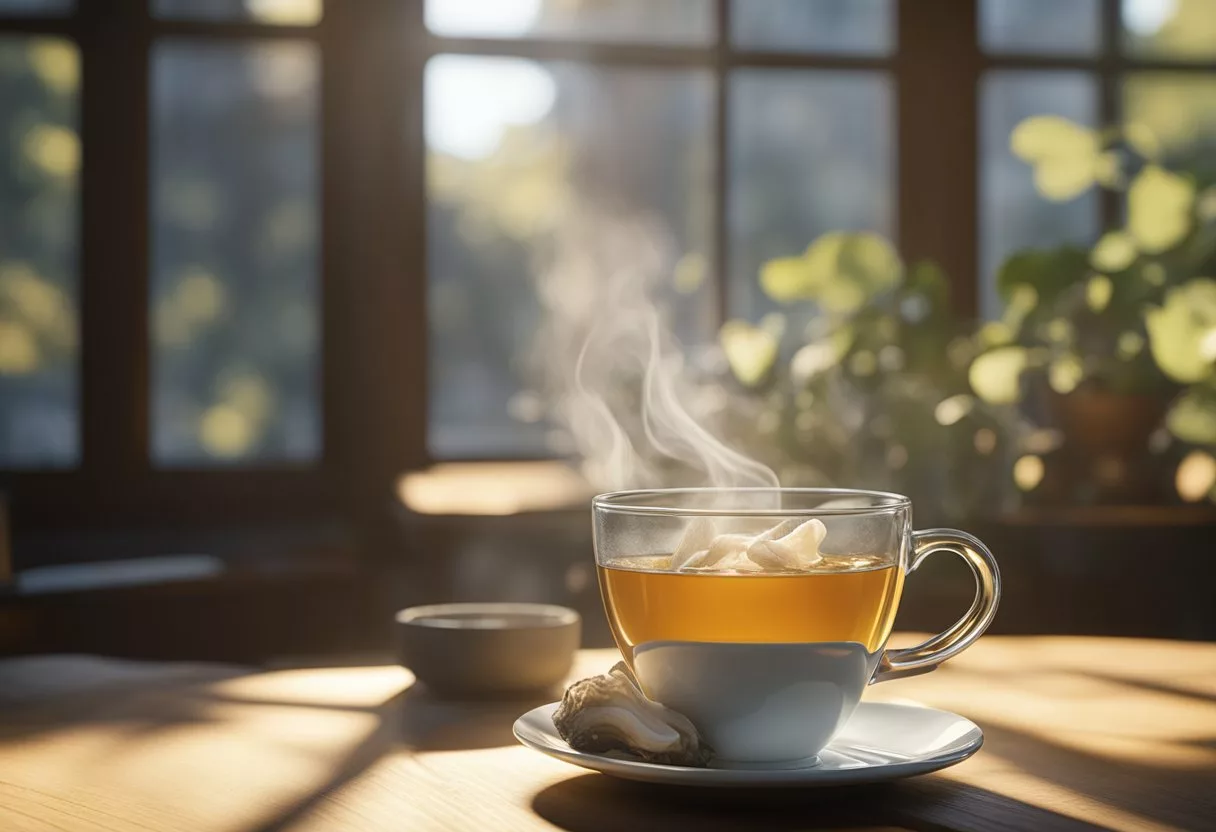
[593,487,1000,763]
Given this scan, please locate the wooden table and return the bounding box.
[0,637,1213,832]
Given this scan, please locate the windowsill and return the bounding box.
[5,519,357,595]
[988,505,1216,528]
[396,461,593,518]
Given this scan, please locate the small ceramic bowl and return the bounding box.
[396,603,581,697]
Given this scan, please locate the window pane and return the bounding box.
[426,56,714,457]
[980,0,1101,55]
[1123,0,1216,59]
[980,72,1099,318]
[151,42,320,465]
[1125,74,1216,166]
[154,0,321,25]
[0,0,72,13]
[731,0,892,55]
[425,0,713,44]
[0,37,79,467]
[729,71,893,321]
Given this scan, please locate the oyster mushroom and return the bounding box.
[553,662,710,767]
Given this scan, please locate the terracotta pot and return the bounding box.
[1046,387,1170,504]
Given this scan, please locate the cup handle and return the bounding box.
[872,529,1001,684]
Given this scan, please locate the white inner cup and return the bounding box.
[631,640,880,763]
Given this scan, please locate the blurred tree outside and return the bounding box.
[0,36,79,467]
[151,41,320,464]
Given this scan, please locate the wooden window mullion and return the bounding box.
[896,0,982,318]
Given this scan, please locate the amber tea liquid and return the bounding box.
[599,554,904,665]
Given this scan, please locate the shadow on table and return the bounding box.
[248,686,552,830]
[531,773,1105,832]
[0,656,411,832]
[396,683,558,751]
[1079,670,1216,707]
[0,656,249,743]
[244,689,408,832]
[980,721,1216,832]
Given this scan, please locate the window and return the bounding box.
[423,0,897,457]
[0,0,338,529]
[2,1,1214,537]
[978,0,1216,315]
[0,32,79,467]
[150,39,320,465]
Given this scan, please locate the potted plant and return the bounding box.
[965,115,1216,504]
[721,115,1216,514]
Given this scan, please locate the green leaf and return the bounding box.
[1118,330,1145,360]
[969,346,1029,405]
[759,256,815,304]
[815,279,867,314]
[1090,231,1137,272]
[1199,186,1216,223]
[759,232,903,313]
[1086,275,1113,312]
[719,319,779,387]
[1128,165,1195,254]
[1167,388,1216,445]
[1034,159,1099,201]
[1044,318,1075,345]
[1123,121,1160,161]
[1010,115,1101,201]
[979,321,1015,347]
[1175,450,1216,502]
[1011,116,1096,162]
[1145,279,1216,384]
[804,232,903,313]
[833,233,903,294]
[934,394,974,426]
[1048,354,1084,394]
[1002,284,1039,332]
[789,326,853,383]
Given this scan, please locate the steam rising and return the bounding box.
[532,210,778,493]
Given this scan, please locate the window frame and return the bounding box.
[0,0,426,533]
[421,0,977,457]
[1,0,1214,538]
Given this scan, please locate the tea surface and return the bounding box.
[599,554,904,660]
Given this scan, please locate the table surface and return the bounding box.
[0,636,1213,832]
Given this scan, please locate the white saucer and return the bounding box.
[513,701,982,787]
